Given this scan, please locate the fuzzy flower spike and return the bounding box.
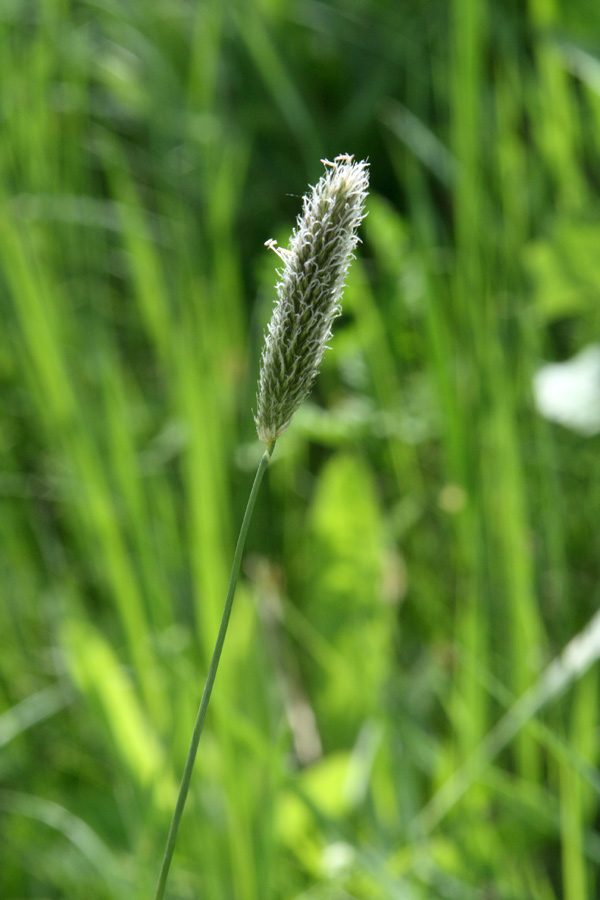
[256,154,369,446]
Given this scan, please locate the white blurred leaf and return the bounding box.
[533,344,600,436]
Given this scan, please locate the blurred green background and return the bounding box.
[2,0,600,897]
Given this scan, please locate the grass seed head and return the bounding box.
[255,154,369,446]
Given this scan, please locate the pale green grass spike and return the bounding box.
[256,154,369,444]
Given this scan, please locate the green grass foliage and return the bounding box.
[1,1,600,897]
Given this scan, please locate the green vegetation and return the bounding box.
[1,1,600,898]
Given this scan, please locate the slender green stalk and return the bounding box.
[153,444,274,900]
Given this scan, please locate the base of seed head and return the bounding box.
[255,155,369,445]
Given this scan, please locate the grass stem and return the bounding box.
[153,444,274,900]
